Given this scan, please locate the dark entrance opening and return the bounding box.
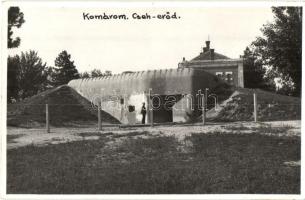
[150,94,182,123]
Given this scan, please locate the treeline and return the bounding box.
[7,7,112,103]
[7,50,112,103]
[79,69,112,78]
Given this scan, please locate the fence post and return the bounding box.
[253,93,257,122]
[149,88,154,127]
[202,94,206,125]
[46,104,50,133]
[98,103,102,131]
[205,88,209,111]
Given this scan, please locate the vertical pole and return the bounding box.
[253,93,257,122]
[202,94,205,125]
[46,104,50,133]
[205,88,208,111]
[216,95,219,109]
[98,103,102,131]
[149,88,153,127]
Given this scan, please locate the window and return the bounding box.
[128,105,135,112]
[225,72,233,82]
[215,72,223,78]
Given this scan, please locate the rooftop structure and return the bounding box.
[178,40,244,88]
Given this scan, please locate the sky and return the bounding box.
[8,4,275,74]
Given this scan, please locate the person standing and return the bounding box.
[141,102,146,124]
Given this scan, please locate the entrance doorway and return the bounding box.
[150,94,182,123]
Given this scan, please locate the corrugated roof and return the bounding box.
[68,68,221,97]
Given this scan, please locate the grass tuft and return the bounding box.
[251,125,293,135]
[7,134,25,143]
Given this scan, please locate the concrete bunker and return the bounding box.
[68,68,223,124]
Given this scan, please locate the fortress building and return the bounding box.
[68,40,244,125]
[68,68,222,124]
[178,40,244,88]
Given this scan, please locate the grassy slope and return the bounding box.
[7,132,300,194]
[7,85,119,127]
[208,87,301,122]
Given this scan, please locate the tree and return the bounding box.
[52,50,80,86]
[7,51,49,101]
[276,80,295,96]
[79,69,112,78]
[90,69,112,78]
[8,7,25,48]
[7,56,19,102]
[44,66,57,88]
[243,46,275,91]
[104,70,112,76]
[90,69,103,78]
[80,71,90,78]
[18,51,49,99]
[253,7,302,96]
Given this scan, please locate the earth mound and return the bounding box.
[207,87,301,122]
[7,85,120,128]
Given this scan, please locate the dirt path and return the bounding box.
[6,120,300,149]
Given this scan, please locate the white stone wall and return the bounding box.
[103,93,147,124]
[125,93,147,124]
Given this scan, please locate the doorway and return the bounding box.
[150,95,179,123]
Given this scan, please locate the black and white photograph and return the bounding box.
[1,1,304,198]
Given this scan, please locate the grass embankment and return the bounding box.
[7,130,300,194]
[7,85,119,128]
[208,88,301,122]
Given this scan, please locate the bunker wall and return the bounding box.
[68,68,222,124]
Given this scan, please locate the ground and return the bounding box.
[7,120,300,194]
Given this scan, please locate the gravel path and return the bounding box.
[6,120,301,149]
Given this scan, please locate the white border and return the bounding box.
[1,1,304,199]
[0,0,8,198]
[2,1,305,7]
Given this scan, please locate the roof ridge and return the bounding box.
[191,49,230,61]
[74,67,196,82]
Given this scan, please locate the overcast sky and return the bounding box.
[8,5,275,74]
